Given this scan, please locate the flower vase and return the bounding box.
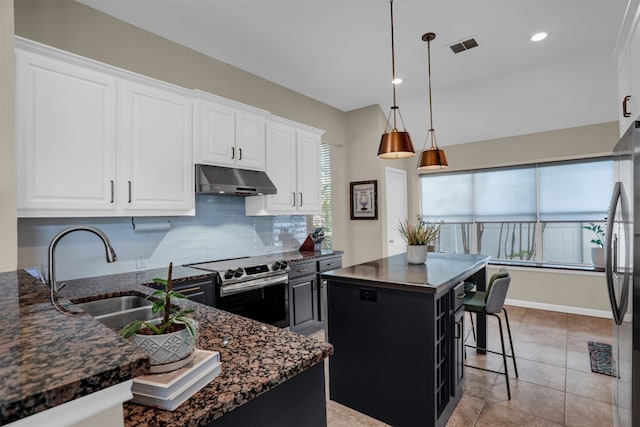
[407,245,428,264]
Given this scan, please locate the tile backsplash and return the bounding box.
[18,195,309,281]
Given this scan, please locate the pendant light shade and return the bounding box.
[378,129,415,159]
[378,0,415,159]
[417,32,448,170]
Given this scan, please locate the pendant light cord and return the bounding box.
[427,36,433,135]
[390,0,399,130]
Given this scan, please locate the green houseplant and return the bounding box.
[583,222,605,268]
[120,262,197,372]
[398,216,440,264]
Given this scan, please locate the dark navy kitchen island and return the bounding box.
[323,253,489,427]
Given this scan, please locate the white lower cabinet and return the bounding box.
[15,38,194,217]
[245,118,323,215]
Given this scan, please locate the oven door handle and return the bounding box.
[220,275,288,297]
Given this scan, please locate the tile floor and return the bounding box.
[318,305,615,427]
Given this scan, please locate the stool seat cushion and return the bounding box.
[464,291,487,313]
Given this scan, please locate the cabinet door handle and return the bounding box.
[454,321,462,339]
[457,294,465,299]
[299,192,303,207]
[238,147,242,160]
[110,180,114,203]
[623,95,631,118]
[128,181,132,203]
[231,146,235,159]
[312,280,317,291]
[178,286,202,293]
[298,268,309,273]
[292,192,296,207]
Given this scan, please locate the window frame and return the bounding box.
[419,156,613,267]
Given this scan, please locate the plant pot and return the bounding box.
[407,245,428,264]
[591,247,605,269]
[133,320,196,373]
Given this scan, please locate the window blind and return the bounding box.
[474,167,537,221]
[539,160,613,221]
[421,172,473,222]
[313,143,332,248]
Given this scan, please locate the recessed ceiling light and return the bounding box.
[392,77,403,85]
[531,32,548,42]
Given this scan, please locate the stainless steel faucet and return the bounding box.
[47,226,117,306]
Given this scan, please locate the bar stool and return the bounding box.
[464,268,518,399]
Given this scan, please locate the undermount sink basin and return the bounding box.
[75,295,161,330]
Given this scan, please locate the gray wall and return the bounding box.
[0,0,17,273]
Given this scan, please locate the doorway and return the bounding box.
[385,167,408,257]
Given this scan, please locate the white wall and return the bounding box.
[401,47,618,147]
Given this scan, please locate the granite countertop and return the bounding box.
[278,250,343,263]
[323,253,490,293]
[0,270,149,425]
[1,263,333,426]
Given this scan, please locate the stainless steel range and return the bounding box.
[186,255,290,328]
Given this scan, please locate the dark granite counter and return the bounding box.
[1,265,333,426]
[323,252,490,294]
[280,249,344,263]
[0,270,149,425]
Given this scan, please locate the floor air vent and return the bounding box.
[449,37,478,54]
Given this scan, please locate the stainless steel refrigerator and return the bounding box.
[608,121,640,427]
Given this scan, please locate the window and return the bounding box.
[312,143,332,249]
[420,158,613,265]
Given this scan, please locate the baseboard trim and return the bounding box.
[504,298,612,319]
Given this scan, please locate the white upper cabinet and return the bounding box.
[119,79,194,215]
[615,0,640,136]
[194,91,267,171]
[245,117,323,215]
[15,38,194,217]
[16,46,118,216]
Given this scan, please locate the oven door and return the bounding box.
[217,275,289,329]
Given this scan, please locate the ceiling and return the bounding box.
[77,0,628,143]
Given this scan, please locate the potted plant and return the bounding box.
[398,216,440,264]
[583,222,605,268]
[120,262,197,373]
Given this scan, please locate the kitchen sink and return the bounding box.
[74,295,161,330]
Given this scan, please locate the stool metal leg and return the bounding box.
[503,307,518,377]
[491,312,511,400]
[468,311,476,341]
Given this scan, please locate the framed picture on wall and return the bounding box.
[350,180,378,220]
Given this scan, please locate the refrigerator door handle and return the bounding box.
[605,182,623,325]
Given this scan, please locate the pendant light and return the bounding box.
[417,32,448,170]
[377,0,415,159]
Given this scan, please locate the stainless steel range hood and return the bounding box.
[195,164,277,196]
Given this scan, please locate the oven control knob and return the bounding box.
[280,261,288,270]
[234,268,244,278]
[224,269,235,279]
[272,261,282,270]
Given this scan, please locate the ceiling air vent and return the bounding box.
[449,37,479,54]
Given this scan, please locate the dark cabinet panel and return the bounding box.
[318,256,342,323]
[290,277,318,331]
[327,278,464,427]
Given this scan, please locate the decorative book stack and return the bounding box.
[131,349,221,411]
